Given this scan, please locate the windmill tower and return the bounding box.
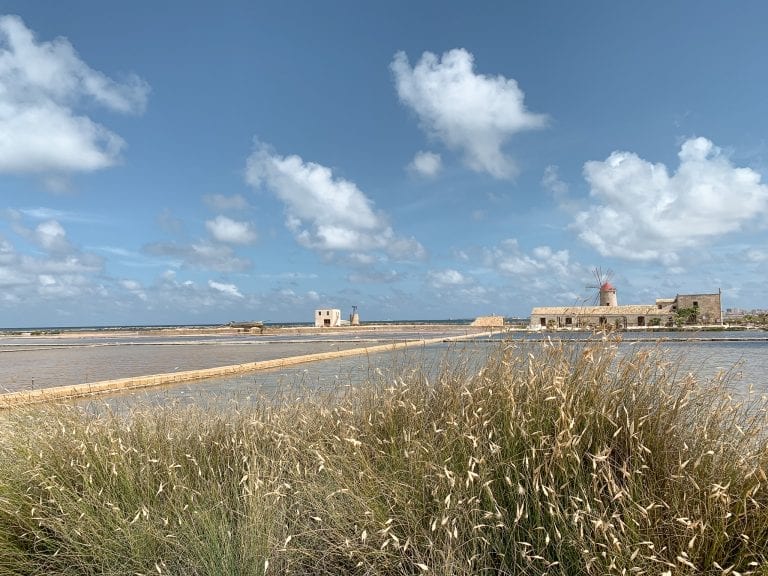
[349,305,360,326]
[598,281,617,306]
[587,268,617,307]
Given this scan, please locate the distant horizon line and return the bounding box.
[0,317,535,332]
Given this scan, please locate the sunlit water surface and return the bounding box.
[63,332,768,413]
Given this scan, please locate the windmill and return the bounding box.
[585,267,617,307]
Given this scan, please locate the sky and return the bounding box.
[1,2,768,327]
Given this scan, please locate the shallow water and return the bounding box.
[3,329,767,410]
[0,328,469,393]
[72,335,768,412]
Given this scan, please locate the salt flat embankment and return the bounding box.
[0,326,493,408]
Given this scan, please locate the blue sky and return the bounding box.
[1,2,768,326]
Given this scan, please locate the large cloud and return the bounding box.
[391,48,547,179]
[246,142,425,260]
[0,15,149,174]
[574,138,768,264]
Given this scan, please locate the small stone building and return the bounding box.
[471,315,505,327]
[315,309,342,327]
[673,293,722,325]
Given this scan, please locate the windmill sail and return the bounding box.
[585,268,616,306]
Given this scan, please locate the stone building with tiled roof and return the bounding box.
[529,283,722,330]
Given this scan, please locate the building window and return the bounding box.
[318,311,322,316]
[599,316,606,326]
[693,301,699,307]
[637,316,645,326]
[565,317,572,326]
[540,318,546,326]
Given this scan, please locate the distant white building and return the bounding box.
[315,309,342,327]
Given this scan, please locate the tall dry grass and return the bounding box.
[1,337,767,575]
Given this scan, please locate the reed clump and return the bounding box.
[1,338,768,575]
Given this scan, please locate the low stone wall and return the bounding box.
[470,316,504,328]
[0,331,489,409]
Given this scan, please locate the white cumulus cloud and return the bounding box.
[246,142,425,260]
[485,239,576,280]
[0,15,149,174]
[0,224,105,305]
[205,215,257,244]
[409,150,442,177]
[34,220,73,253]
[574,137,768,264]
[391,48,547,179]
[428,269,469,288]
[208,280,244,299]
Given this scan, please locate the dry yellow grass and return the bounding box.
[1,336,767,575]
